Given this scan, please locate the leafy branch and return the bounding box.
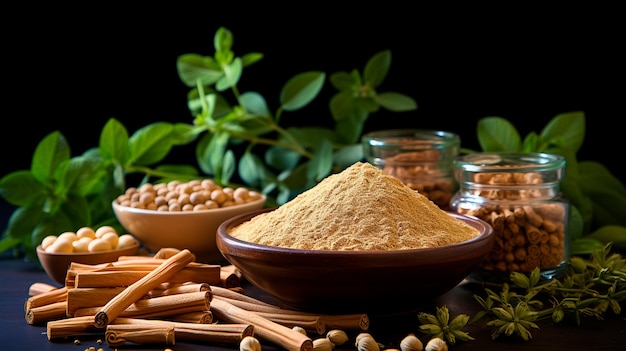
[470,244,626,340]
[177,27,417,204]
[0,26,417,261]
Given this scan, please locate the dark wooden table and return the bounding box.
[1,254,624,351]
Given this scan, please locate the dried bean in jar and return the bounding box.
[451,153,570,283]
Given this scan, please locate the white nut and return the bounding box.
[424,338,447,351]
[326,329,348,346]
[313,338,334,351]
[240,336,261,351]
[400,334,423,351]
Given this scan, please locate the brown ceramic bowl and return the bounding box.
[217,208,494,314]
[36,241,140,286]
[112,195,266,263]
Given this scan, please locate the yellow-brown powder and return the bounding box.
[229,162,480,250]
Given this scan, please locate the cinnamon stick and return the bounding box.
[66,259,220,287]
[28,282,59,296]
[47,315,99,340]
[93,249,195,328]
[113,317,254,344]
[77,290,210,320]
[210,285,275,307]
[105,323,175,347]
[213,294,369,331]
[24,286,68,312]
[220,269,241,288]
[148,282,211,298]
[66,287,127,317]
[25,301,67,325]
[210,298,313,351]
[72,265,220,288]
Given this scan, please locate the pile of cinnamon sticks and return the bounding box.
[25,248,369,350]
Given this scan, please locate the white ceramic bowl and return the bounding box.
[112,195,266,263]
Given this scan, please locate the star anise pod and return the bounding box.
[418,305,474,345]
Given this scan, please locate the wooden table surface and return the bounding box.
[1,255,624,351]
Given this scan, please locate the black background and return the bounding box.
[2,6,624,198]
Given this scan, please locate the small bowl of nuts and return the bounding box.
[112,179,266,263]
[36,225,140,285]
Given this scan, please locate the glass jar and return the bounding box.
[362,129,460,210]
[450,153,570,283]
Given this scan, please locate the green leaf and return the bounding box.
[357,97,379,113]
[570,237,607,255]
[176,53,223,87]
[216,57,242,91]
[578,162,626,227]
[129,122,176,165]
[239,152,275,188]
[58,156,105,197]
[214,27,233,55]
[586,225,626,251]
[540,111,585,153]
[334,111,369,144]
[375,92,417,112]
[220,150,236,185]
[477,117,522,152]
[280,71,326,111]
[196,131,230,182]
[0,171,46,207]
[330,91,358,122]
[241,52,264,67]
[239,91,271,117]
[329,71,354,91]
[568,205,585,241]
[59,193,92,228]
[333,144,364,168]
[521,132,540,152]
[306,139,333,182]
[363,50,391,89]
[99,118,130,165]
[265,146,301,172]
[579,161,626,197]
[31,131,70,185]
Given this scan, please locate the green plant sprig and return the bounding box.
[177,27,417,204]
[417,305,475,345]
[470,244,626,340]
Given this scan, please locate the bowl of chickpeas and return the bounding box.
[112,179,266,263]
[36,225,140,285]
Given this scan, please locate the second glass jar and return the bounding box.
[450,153,570,283]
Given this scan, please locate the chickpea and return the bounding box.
[88,238,112,252]
[116,234,137,249]
[76,227,96,239]
[95,226,117,238]
[46,237,73,253]
[72,238,91,252]
[114,179,264,212]
[101,232,119,248]
[58,231,78,243]
[41,235,57,250]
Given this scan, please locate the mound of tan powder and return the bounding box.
[228,162,480,250]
